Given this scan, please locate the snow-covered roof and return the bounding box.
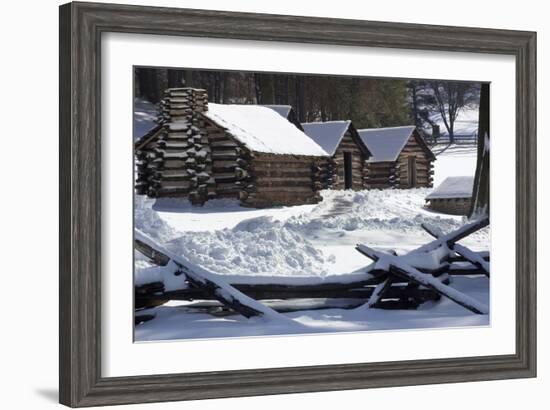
[426,176,474,200]
[262,105,292,118]
[203,104,327,156]
[301,121,352,156]
[358,126,416,162]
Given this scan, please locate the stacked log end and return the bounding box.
[135,147,154,195]
[235,146,257,205]
[144,88,215,205]
[312,158,336,191]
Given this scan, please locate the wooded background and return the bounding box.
[134,67,480,134]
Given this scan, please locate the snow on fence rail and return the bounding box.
[134,219,490,324]
[135,230,292,322]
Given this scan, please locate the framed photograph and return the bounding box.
[59,1,536,407]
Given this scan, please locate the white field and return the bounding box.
[134,145,488,341]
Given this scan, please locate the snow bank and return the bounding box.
[287,189,474,235]
[134,195,177,243]
[136,229,300,323]
[135,197,331,278]
[165,215,330,276]
[134,187,489,280]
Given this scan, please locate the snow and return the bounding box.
[426,176,474,200]
[151,197,317,232]
[203,103,328,156]
[356,245,489,314]
[135,186,489,280]
[453,243,490,273]
[301,121,352,156]
[134,144,490,341]
[433,145,478,186]
[135,260,189,292]
[357,126,416,162]
[133,98,158,141]
[262,105,292,118]
[166,215,331,276]
[430,106,479,138]
[136,230,300,323]
[136,272,489,341]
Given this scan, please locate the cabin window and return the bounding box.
[407,157,417,188]
[343,152,353,189]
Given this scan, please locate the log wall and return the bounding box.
[135,88,327,208]
[428,198,472,215]
[244,153,322,207]
[332,131,365,190]
[363,161,396,189]
[395,133,434,188]
[135,126,164,196]
[203,121,242,199]
[362,131,434,190]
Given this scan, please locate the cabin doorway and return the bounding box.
[407,157,417,188]
[343,152,353,189]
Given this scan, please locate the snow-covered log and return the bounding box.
[135,230,290,320]
[415,217,489,253]
[144,282,440,303]
[355,244,489,314]
[364,276,393,308]
[421,222,490,276]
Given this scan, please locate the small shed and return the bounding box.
[135,88,329,208]
[358,126,436,189]
[302,121,371,190]
[425,176,474,215]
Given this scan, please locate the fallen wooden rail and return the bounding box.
[421,223,490,277]
[135,230,289,320]
[135,218,490,323]
[136,282,441,309]
[355,217,490,314]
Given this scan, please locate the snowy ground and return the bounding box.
[134,145,489,341]
[133,99,157,141]
[429,106,479,140]
[433,144,478,186]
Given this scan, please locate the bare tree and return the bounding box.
[425,81,479,144]
[408,80,479,146]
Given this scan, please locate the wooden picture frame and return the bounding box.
[59,1,536,407]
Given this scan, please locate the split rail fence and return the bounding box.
[135,218,490,324]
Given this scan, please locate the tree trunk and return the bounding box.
[295,76,306,122]
[184,70,193,87]
[410,83,420,127]
[469,83,490,218]
[254,73,262,104]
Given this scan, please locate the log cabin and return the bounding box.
[425,176,473,215]
[301,121,371,190]
[357,126,436,189]
[135,88,329,208]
